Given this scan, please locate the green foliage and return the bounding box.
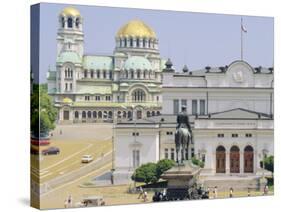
[132,163,157,184]
[191,157,204,168]
[263,156,274,173]
[132,159,175,185]
[31,84,57,136]
[156,159,175,178]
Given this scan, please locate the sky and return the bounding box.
[31,3,274,83]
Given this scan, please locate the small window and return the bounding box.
[192,100,198,115]
[171,148,175,160]
[106,96,111,101]
[246,133,252,137]
[232,133,238,138]
[218,133,224,138]
[164,148,169,159]
[132,132,140,136]
[85,96,90,101]
[67,17,73,28]
[95,96,100,101]
[166,132,173,135]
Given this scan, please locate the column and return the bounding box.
[226,151,230,174]
[133,38,137,48]
[240,151,244,174]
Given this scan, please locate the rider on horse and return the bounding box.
[176,106,191,133]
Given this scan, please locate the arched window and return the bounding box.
[97,70,100,78]
[244,145,254,173]
[128,111,132,119]
[119,39,122,47]
[132,89,146,102]
[117,111,122,118]
[123,111,127,118]
[103,70,106,79]
[124,39,127,47]
[125,70,128,78]
[93,111,97,118]
[67,17,73,28]
[109,71,113,79]
[230,146,240,173]
[87,111,91,118]
[61,17,65,28]
[157,111,161,116]
[147,111,151,117]
[84,70,88,78]
[137,70,141,79]
[148,39,151,48]
[216,145,226,173]
[108,111,113,119]
[82,111,86,119]
[90,70,94,78]
[144,70,146,79]
[152,111,155,116]
[98,111,102,118]
[74,111,79,119]
[130,38,133,47]
[75,18,79,28]
[136,38,140,47]
[131,71,134,79]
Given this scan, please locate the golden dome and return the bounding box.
[60,7,81,17]
[117,20,156,38]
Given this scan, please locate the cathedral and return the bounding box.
[47,7,164,123]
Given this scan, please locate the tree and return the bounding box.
[131,163,157,185]
[263,156,274,173]
[31,84,57,137]
[156,159,175,178]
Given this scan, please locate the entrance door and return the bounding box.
[137,110,142,119]
[63,110,69,120]
[244,145,254,173]
[216,146,226,173]
[230,146,240,173]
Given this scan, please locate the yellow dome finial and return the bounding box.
[60,7,81,17]
[117,19,156,38]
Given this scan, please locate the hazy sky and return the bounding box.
[32,3,274,83]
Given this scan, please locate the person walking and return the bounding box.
[64,199,68,208]
[143,191,148,202]
[229,187,234,198]
[213,186,218,199]
[247,188,251,197]
[138,187,144,199]
[67,194,73,208]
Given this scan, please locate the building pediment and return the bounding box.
[209,108,271,119]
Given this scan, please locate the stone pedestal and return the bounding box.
[161,160,201,200]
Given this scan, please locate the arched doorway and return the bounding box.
[216,146,226,173]
[244,145,254,173]
[230,146,240,173]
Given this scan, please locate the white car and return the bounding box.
[81,155,93,163]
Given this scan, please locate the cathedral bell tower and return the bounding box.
[57,7,84,58]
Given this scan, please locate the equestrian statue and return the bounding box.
[175,106,193,164]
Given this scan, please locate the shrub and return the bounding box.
[191,157,204,168]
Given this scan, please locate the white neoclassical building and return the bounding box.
[47,7,164,123]
[114,60,274,187]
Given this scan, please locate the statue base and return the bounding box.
[161,160,201,200]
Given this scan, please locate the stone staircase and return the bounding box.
[198,175,266,191]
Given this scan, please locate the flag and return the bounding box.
[241,20,247,33]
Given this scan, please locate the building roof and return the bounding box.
[124,56,152,70]
[83,55,113,70]
[57,51,82,64]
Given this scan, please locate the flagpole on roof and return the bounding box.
[241,17,243,61]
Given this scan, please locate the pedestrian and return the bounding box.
[138,186,144,199]
[264,185,269,195]
[64,199,68,208]
[229,187,234,198]
[143,191,148,202]
[67,194,73,207]
[213,186,218,199]
[247,188,251,197]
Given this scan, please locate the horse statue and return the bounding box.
[175,106,192,164]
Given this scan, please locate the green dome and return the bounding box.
[57,51,81,64]
[124,56,152,70]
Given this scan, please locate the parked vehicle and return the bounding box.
[81,155,93,163]
[31,138,50,146]
[75,196,104,207]
[42,147,60,155]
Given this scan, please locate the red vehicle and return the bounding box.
[31,138,50,146]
